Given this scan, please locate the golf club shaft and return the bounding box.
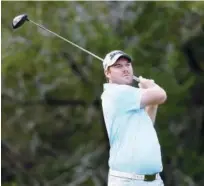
[28,19,139,82]
[29,19,103,61]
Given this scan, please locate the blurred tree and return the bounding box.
[1,1,204,186]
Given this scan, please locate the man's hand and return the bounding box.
[138,76,156,89]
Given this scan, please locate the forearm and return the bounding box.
[145,105,158,124]
[138,77,166,123]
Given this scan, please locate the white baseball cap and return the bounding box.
[103,50,132,70]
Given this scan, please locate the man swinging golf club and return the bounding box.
[12,14,167,185]
[101,50,167,186]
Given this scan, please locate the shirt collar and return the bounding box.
[103,83,120,90]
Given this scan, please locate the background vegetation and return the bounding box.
[2,1,204,186]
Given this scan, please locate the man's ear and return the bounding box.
[104,68,110,79]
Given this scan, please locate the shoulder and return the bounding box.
[115,85,141,96]
[118,84,138,91]
[101,83,141,99]
[103,83,138,92]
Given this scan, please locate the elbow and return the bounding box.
[159,90,167,104]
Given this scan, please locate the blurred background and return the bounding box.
[1,1,204,186]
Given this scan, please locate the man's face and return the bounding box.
[105,57,134,85]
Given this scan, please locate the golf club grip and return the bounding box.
[133,76,140,82]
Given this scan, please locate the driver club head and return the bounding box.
[12,14,29,29]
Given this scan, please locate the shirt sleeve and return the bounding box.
[115,85,142,112]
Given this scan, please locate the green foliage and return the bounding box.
[2,1,204,186]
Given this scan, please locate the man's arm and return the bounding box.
[138,76,167,123]
[145,105,158,124]
[139,81,167,107]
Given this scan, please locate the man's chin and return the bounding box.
[121,78,133,85]
[126,80,133,85]
[111,77,133,85]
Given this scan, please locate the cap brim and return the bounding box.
[109,53,132,67]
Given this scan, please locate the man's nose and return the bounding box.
[122,65,129,71]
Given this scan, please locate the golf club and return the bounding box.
[12,14,139,82]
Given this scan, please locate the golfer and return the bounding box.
[101,50,167,186]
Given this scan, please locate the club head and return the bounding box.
[12,14,29,29]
